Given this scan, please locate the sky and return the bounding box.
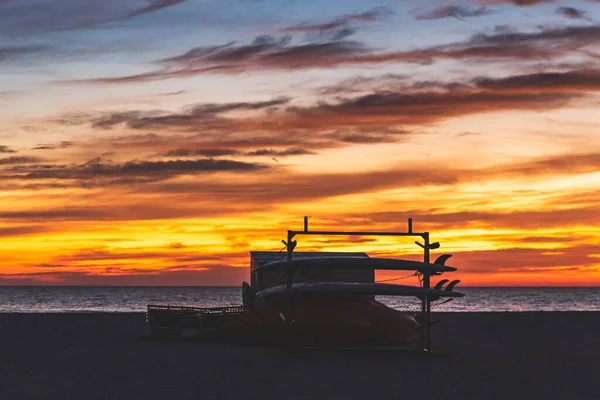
[0,0,599,286]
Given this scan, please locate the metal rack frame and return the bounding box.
[282,216,446,354]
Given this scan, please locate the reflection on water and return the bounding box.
[0,286,599,312]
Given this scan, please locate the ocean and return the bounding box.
[0,286,599,312]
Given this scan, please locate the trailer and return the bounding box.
[146,303,246,339]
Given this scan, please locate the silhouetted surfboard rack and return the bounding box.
[146,216,464,355]
[274,216,464,355]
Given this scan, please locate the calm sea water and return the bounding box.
[0,286,599,312]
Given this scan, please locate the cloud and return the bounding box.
[127,0,186,18]
[164,148,241,157]
[280,7,392,33]
[449,246,599,274]
[277,90,576,131]
[555,7,592,20]
[0,156,43,165]
[88,97,290,129]
[63,25,600,84]
[357,199,600,232]
[2,157,271,188]
[2,151,600,225]
[0,145,16,153]
[243,148,316,156]
[0,266,248,286]
[53,247,223,263]
[180,152,600,202]
[473,69,600,93]
[413,6,490,21]
[0,45,46,62]
[479,0,554,5]
[163,147,316,157]
[0,0,187,36]
[0,225,48,237]
[317,74,408,95]
[31,141,74,150]
[52,69,597,162]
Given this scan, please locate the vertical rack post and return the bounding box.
[422,232,431,352]
[284,230,295,349]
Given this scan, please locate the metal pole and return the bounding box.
[304,216,308,232]
[285,231,294,349]
[408,218,412,233]
[423,233,431,352]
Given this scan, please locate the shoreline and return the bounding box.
[1,312,599,399]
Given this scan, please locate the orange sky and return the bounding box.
[1,0,599,286]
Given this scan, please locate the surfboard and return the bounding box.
[256,256,458,273]
[256,282,465,298]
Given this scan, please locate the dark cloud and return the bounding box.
[54,248,222,263]
[489,152,600,175]
[356,201,600,232]
[3,157,270,187]
[474,69,600,93]
[0,225,48,237]
[54,69,596,159]
[63,25,600,84]
[164,147,316,158]
[481,0,554,5]
[413,6,490,21]
[280,7,392,33]
[555,7,592,20]
[0,145,16,153]
[151,151,600,208]
[0,266,248,286]
[244,148,316,157]
[127,0,186,17]
[280,90,576,131]
[0,200,268,222]
[164,148,241,157]
[450,245,599,275]
[31,141,74,150]
[0,45,46,62]
[89,97,290,129]
[0,156,42,165]
[317,74,408,95]
[2,152,600,223]
[0,0,187,36]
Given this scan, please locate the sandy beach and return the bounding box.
[1,312,598,400]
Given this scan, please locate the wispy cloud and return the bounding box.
[127,0,186,18]
[0,156,43,165]
[280,7,392,32]
[163,147,315,158]
[0,45,46,62]
[479,0,554,6]
[31,141,74,150]
[473,69,600,92]
[89,97,290,129]
[52,69,598,161]
[61,25,600,84]
[0,225,49,238]
[413,6,490,21]
[0,266,248,286]
[0,0,187,36]
[555,7,592,21]
[2,157,271,188]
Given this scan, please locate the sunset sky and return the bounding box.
[1,0,599,286]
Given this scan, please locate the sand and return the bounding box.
[0,312,598,400]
